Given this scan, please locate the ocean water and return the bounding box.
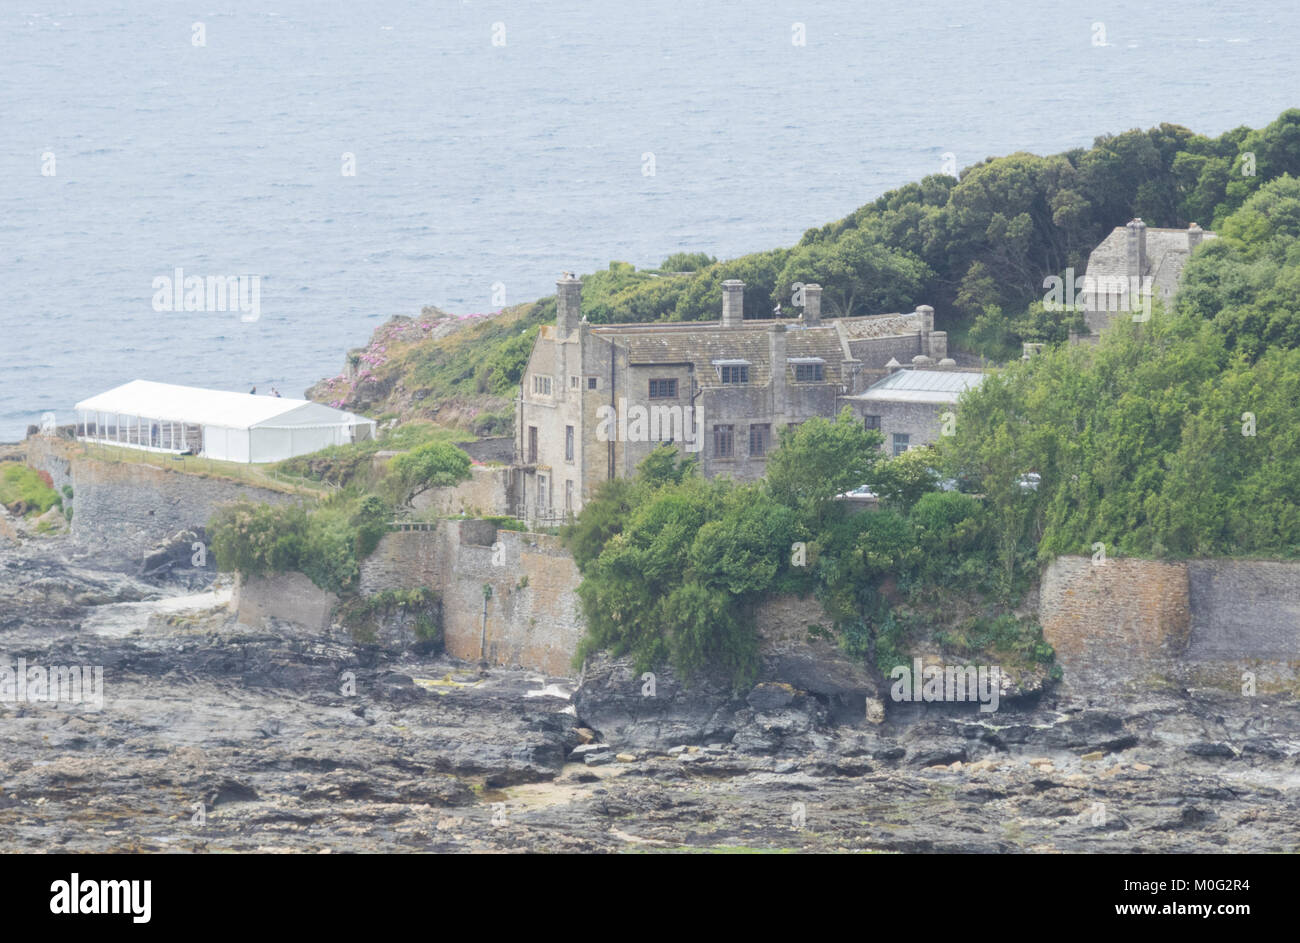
[2,0,1297,440]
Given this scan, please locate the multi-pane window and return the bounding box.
[793,363,824,382]
[749,423,770,457]
[570,375,580,389]
[719,364,749,384]
[892,433,910,456]
[532,374,552,396]
[565,425,575,462]
[648,378,678,399]
[587,377,598,390]
[527,426,539,464]
[713,424,735,458]
[863,415,882,431]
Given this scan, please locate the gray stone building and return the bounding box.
[1079,218,1216,337]
[512,275,948,519]
[841,367,987,456]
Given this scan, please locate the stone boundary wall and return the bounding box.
[1040,555,1300,689]
[24,435,304,565]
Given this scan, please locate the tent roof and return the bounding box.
[75,380,373,430]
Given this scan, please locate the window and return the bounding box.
[648,378,678,399]
[569,375,579,389]
[565,480,574,513]
[527,426,538,464]
[720,364,749,384]
[587,377,598,390]
[794,363,824,382]
[892,433,910,456]
[863,415,881,431]
[532,375,552,396]
[565,425,575,462]
[537,475,550,511]
[713,424,734,459]
[749,423,770,457]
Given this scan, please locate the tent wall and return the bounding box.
[249,425,350,464]
[201,424,250,463]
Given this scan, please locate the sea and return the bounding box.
[2,0,1297,440]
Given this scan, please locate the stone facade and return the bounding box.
[1079,219,1216,337]
[1040,555,1300,689]
[840,367,986,455]
[513,276,943,518]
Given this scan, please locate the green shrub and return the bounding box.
[0,464,61,516]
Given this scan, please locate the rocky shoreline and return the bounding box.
[1,535,1298,853]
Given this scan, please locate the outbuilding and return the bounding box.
[73,380,376,463]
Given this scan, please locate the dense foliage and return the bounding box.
[563,412,1037,686]
[209,492,390,594]
[945,178,1300,561]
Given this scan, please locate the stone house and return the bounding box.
[840,366,987,456]
[512,275,948,519]
[1079,218,1216,337]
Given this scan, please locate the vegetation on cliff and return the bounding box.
[947,175,1300,563]
[564,416,1051,687]
[209,438,473,594]
[0,464,61,517]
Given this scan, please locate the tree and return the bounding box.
[388,441,472,503]
[765,408,884,523]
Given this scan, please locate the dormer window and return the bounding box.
[713,359,750,384]
[790,357,825,382]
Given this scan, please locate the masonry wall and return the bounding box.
[1040,555,1300,688]
[25,436,302,564]
[358,521,585,676]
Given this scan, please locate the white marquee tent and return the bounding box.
[74,380,377,463]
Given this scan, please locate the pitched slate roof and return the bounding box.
[589,311,922,389]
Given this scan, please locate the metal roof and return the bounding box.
[74,380,374,430]
[846,369,987,405]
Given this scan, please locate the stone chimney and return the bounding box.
[557,273,582,336]
[916,305,934,356]
[1188,222,1204,251]
[803,283,822,326]
[1126,218,1147,278]
[769,323,787,410]
[721,279,745,328]
[929,330,948,361]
